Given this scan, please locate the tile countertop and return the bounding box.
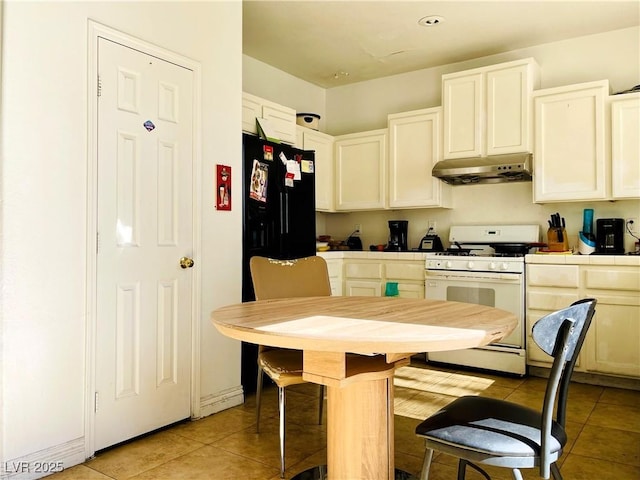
[318,250,429,261]
[525,253,640,266]
[318,250,640,266]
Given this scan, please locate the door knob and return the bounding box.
[179,257,194,269]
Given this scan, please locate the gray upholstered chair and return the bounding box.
[415,298,597,480]
[249,255,330,478]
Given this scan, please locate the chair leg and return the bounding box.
[510,468,524,480]
[461,460,491,480]
[278,386,286,479]
[255,365,264,433]
[457,459,467,480]
[317,385,325,425]
[550,463,563,480]
[419,448,434,480]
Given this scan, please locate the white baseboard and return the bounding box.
[1,438,85,480]
[197,385,244,419]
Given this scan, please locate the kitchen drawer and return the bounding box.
[583,267,640,292]
[385,262,425,281]
[345,262,383,279]
[527,290,580,311]
[526,264,579,288]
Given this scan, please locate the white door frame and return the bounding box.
[86,20,202,458]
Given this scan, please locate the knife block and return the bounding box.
[547,227,569,251]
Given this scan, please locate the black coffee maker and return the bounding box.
[387,220,408,251]
[596,218,624,254]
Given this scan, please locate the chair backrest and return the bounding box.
[532,298,597,478]
[249,256,332,300]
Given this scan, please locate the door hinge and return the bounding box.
[97,75,102,98]
[94,391,99,412]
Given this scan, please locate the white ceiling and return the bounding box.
[243,0,640,88]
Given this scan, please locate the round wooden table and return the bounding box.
[212,296,517,480]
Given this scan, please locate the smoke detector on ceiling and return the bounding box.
[418,15,445,27]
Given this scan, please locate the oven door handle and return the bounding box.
[425,271,522,282]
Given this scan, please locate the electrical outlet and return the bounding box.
[626,218,638,234]
[354,224,362,234]
[428,220,437,231]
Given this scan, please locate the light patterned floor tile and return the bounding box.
[85,430,205,479]
[572,424,640,466]
[559,453,640,480]
[587,402,640,433]
[127,445,278,480]
[44,465,114,480]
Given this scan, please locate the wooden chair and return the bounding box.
[414,299,597,480]
[249,255,330,478]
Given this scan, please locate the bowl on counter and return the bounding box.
[316,241,329,252]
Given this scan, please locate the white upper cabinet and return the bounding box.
[611,92,640,199]
[242,92,297,144]
[442,58,539,159]
[388,107,451,209]
[296,126,335,212]
[533,80,610,202]
[334,129,387,211]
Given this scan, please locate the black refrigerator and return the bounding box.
[241,133,316,392]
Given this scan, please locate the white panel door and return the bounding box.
[95,38,194,450]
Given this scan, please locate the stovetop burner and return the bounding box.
[438,249,473,256]
[434,251,525,258]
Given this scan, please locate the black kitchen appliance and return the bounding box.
[419,231,444,252]
[346,235,363,251]
[596,218,624,254]
[241,133,316,392]
[387,220,408,251]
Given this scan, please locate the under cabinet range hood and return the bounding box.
[432,153,533,185]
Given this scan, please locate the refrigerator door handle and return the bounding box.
[279,192,285,234]
[284,192,290,234]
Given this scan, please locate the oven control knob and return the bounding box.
[489,262,497,270]
[467,261,474,269]
[445,261,453,268]
[501,262,509,270]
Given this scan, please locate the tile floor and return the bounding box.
[47,361,640,479]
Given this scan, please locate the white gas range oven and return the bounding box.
[424,224,542,376]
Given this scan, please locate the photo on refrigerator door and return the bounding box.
[249,159,268,202]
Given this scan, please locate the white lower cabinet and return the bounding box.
[344,261,384,296]
[582,266,640,377]
[342,257,426,299]
[526,264,582,369]
[526,261,640,378]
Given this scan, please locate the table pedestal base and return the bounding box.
[291,465,417,480]
[327,376,394,479]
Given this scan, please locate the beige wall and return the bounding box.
[1,0,242,466]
